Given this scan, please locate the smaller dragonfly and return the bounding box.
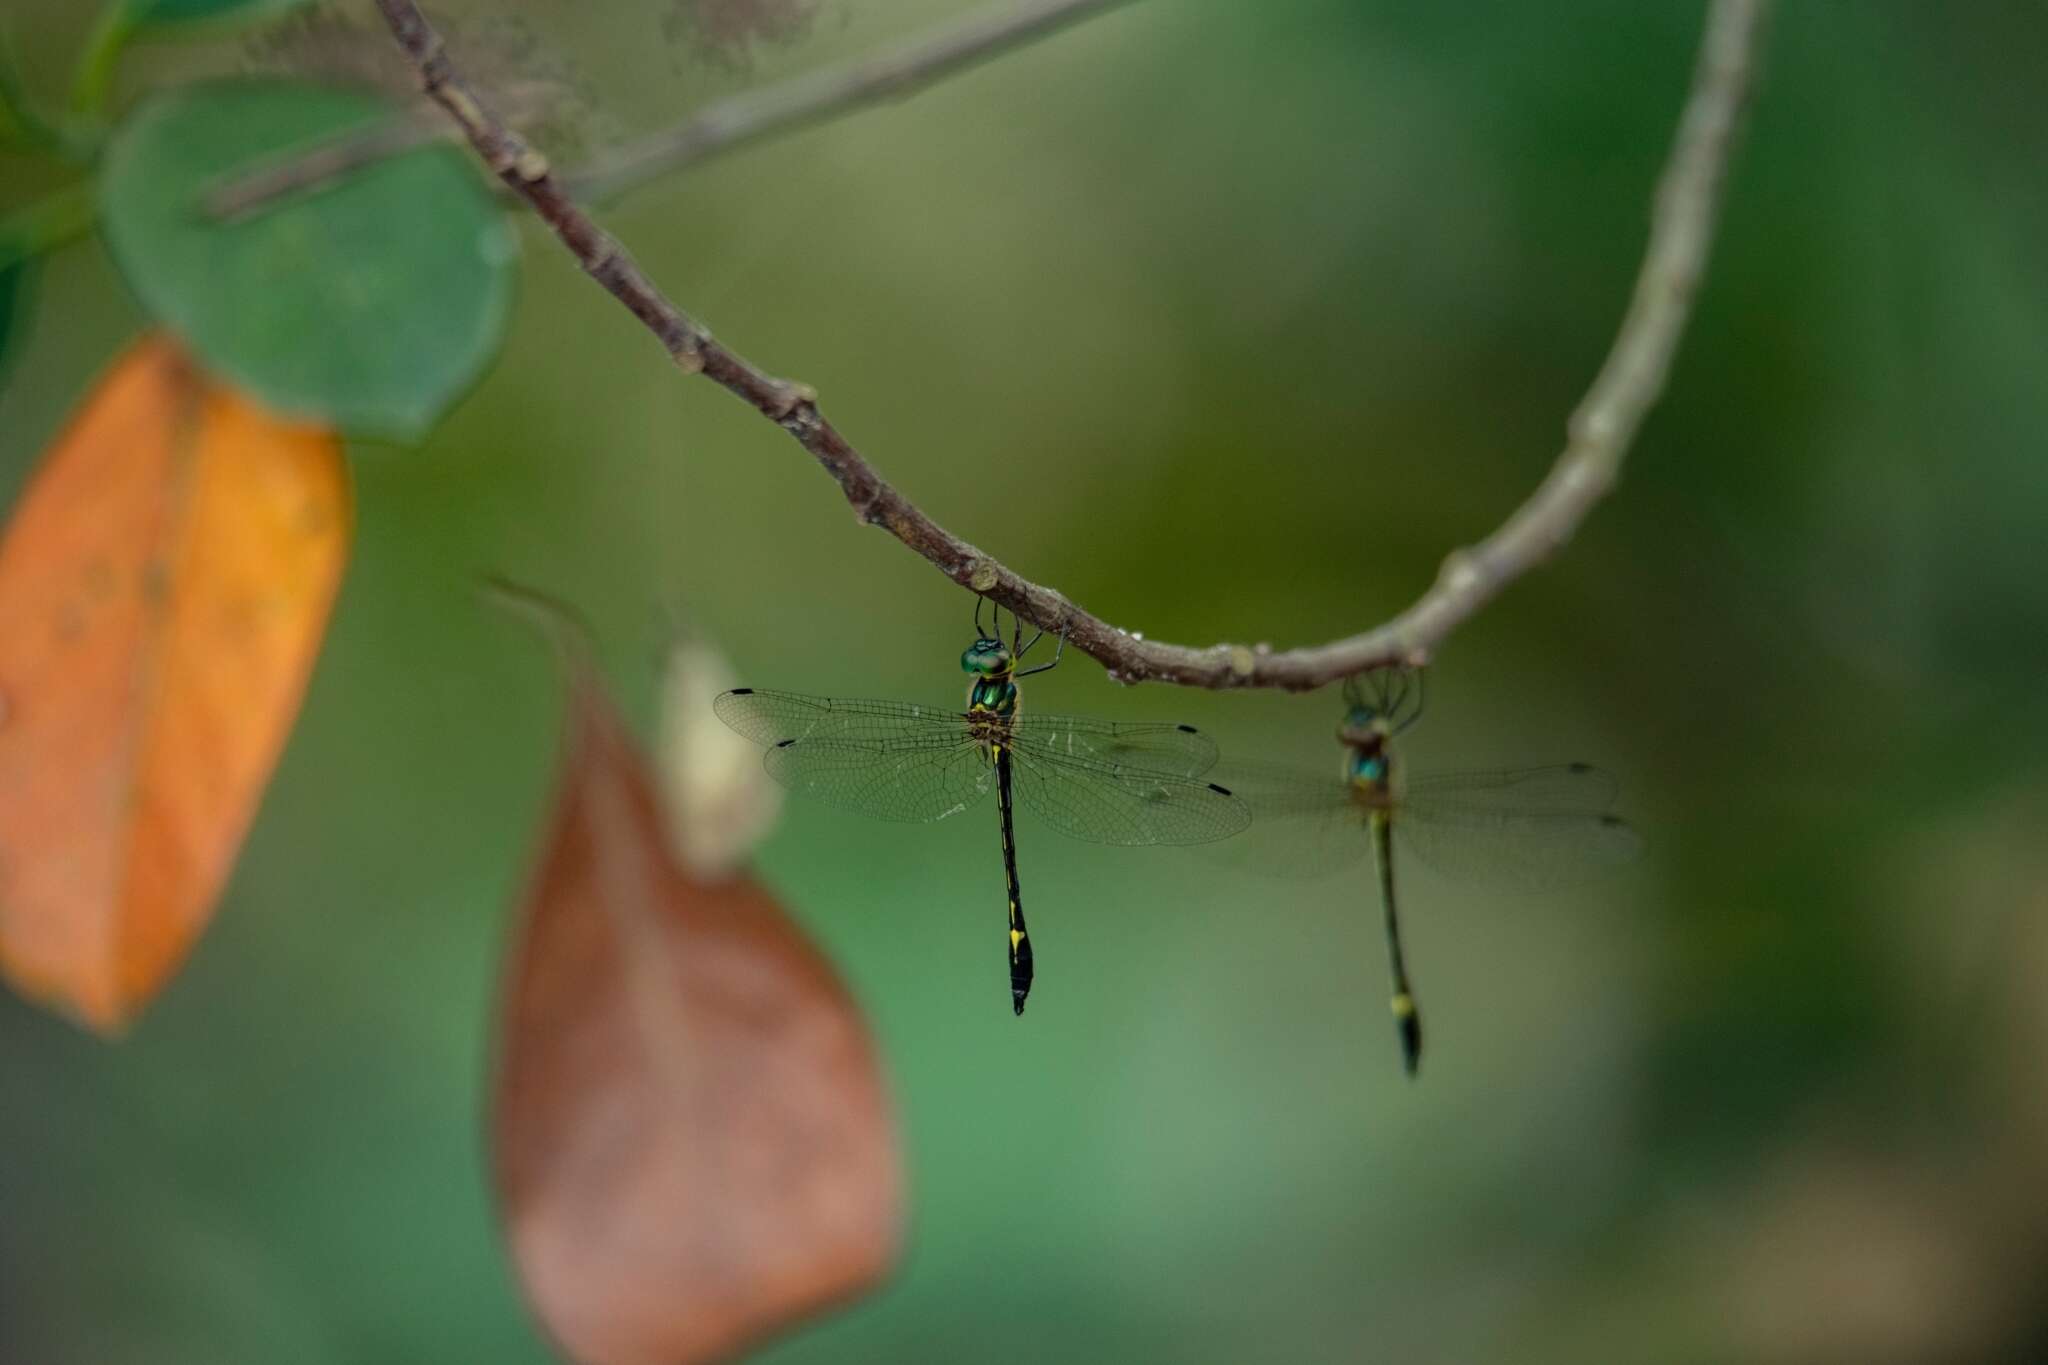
[1218,667,1639,1077]
[714,603,1250,1014]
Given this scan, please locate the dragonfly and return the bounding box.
[714,603,1250,1015]
[1218,667,1639,1078]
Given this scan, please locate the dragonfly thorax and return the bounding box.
[967,676,1019,716]
[1344,736,1396,807]
[964,635,1020,715]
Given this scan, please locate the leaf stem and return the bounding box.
[478,574,600,673]
[0,21,97,162]
[68,0,135,117]
[0,181,99,273]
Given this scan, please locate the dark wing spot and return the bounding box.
[1599,813,1625,827]
[1568,761,1592,773]
[1176,723,1199,734]
[729,687,755,695]
[775,738,797,748]
[1208,783,1233,796]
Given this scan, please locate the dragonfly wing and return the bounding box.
[1005,747,1250,846]
[765,738,996,824]
[1203,761,1372,879]
[1009,713,1220,778]
[714,688,967,747]
[715,688,996,823]
[1403,763,1620,814]
[1397,765,1640,888]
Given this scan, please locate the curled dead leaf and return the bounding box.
[494,589,902,1365]
[656,636,782,878]
[0,333,350,1032]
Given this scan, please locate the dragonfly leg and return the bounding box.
[1013,624,1068,679]
[1394,667,1426,736]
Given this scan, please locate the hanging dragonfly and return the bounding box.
[714,603,1250,1014]
[1218,667,1639,1077]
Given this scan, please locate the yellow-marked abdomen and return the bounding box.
[995,743,1033,1015]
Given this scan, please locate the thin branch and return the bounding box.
[204,113,447,222]
[374,0,1768,691]
[1362,0,1771,673]
[212,0,1132,221]
[565,0,1136,204]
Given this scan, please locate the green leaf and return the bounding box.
[0,257,35,385]
[124,0,314,29]
[99,80,517,441]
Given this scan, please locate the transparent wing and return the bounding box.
[1403,763,1620,814]
[1202,760,1372,878]
[1395,764,1640,888]
[1006,746,1251,846]
[714,688,996,823]
[1009,712,1220,778]
[713,688,971,748]
[763,736,998,824]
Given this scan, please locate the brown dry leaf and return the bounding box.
[496,598,903,1365]
[0,333,350,1032]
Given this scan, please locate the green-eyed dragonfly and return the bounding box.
[1217,667,1639,1077]
[714,605,1250,1014]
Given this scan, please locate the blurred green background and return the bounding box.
[5,1,2048,1361]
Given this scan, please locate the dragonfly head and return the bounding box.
[961,636,1013,678]
[1338,704,1386,748]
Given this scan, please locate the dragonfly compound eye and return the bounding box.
[961,639,1011,675]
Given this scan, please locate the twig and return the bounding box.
[565,0,1135,204]
[374,0,1768,690]
[212,0,1132,220]
[204,113,448,221]
[1367,0,1772,671]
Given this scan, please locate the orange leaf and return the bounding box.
[0,333,350,1032]
[496,599,903,1365]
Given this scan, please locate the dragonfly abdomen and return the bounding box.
[994,742,1032,1015]
[1372,809,1423,1078]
